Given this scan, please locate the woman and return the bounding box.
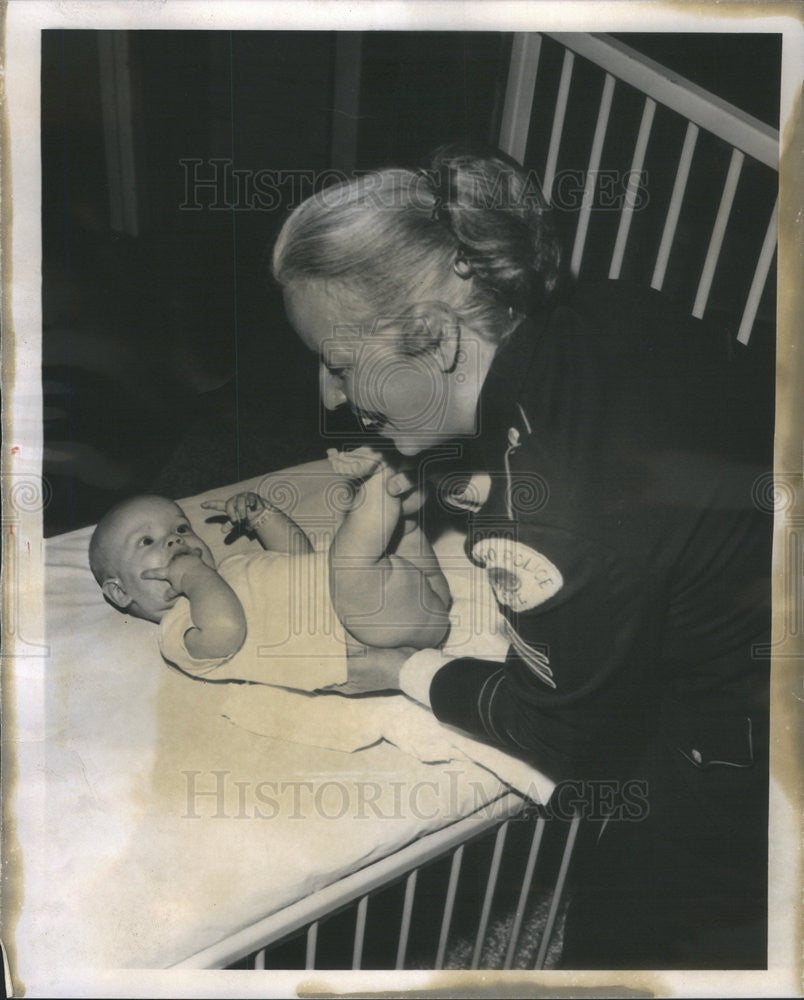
[272,147,772,969]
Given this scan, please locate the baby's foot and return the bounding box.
[327,446,385,480]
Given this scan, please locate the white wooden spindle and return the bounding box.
[543,48,575,204]
[693,147,745,318]
[534,812,581,970]
[737,198,778,345]
[609,96,656,279]
[305,921,318,970]
[571,72,616,278]
[395,869,418,969]
[499,33,542,164]
[652,120,699,291]
[352,895,368,970]
[471,821,509,969]
[504,816,546,969]
[435,845,464,970]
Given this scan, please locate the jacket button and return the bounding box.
[691,748,703,764]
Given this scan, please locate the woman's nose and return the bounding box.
[320,366,348,410]
[166,534,186,549]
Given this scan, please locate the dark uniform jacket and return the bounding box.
[429,280,772,785]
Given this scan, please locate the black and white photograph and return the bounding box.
[2,2,802,996]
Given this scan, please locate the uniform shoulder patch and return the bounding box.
[471,537,563,611]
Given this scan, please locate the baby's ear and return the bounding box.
[102,578,132,610]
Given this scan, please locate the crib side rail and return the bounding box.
[500,32,780,345]
[543,34,778,168]
[173,791,528,969]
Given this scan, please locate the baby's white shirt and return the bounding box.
[159,549,348,690]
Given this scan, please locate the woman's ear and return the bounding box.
[102,578,132,610]
[399,301,462,374]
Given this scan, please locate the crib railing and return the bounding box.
[500,32,779,345]
[174,794,581,971]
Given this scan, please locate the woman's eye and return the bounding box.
[139,536,154,547]
[324,361,351,379]
[177,524,188,534]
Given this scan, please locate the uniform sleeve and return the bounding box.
[428,522,664,781]
[399,648,458,706]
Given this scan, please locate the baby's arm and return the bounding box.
[329,465,450,649]
[144,553,246,659]
[202,492,313,555]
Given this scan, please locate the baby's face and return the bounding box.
[102,497,215,622]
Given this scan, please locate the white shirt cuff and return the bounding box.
[399,648,455,707]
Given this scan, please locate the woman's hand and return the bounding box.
[386,469,427,516]
[332,643,416,695]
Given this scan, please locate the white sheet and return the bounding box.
[14,460,553,975]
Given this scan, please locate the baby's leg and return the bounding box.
[393,520,451,611]
[329,466,450,649]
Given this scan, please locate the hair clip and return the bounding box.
[416,168,441,218]
[453,251,473,279]
[417,167,454,226]
[416,167,439,187]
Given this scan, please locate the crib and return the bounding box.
[13,29,780,987]
[178,31,780,972]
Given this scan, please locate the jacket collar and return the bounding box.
[474,311,547,463]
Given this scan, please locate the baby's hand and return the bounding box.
[201,492,271,534]
[327,447,385,480]
[141,550,209,596]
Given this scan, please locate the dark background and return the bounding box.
[41,31,781,535]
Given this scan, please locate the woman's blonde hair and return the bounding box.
[272,146,563,346]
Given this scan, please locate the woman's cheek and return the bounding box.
[391,372,449,431]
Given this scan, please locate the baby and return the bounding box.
[88,450,451,690]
